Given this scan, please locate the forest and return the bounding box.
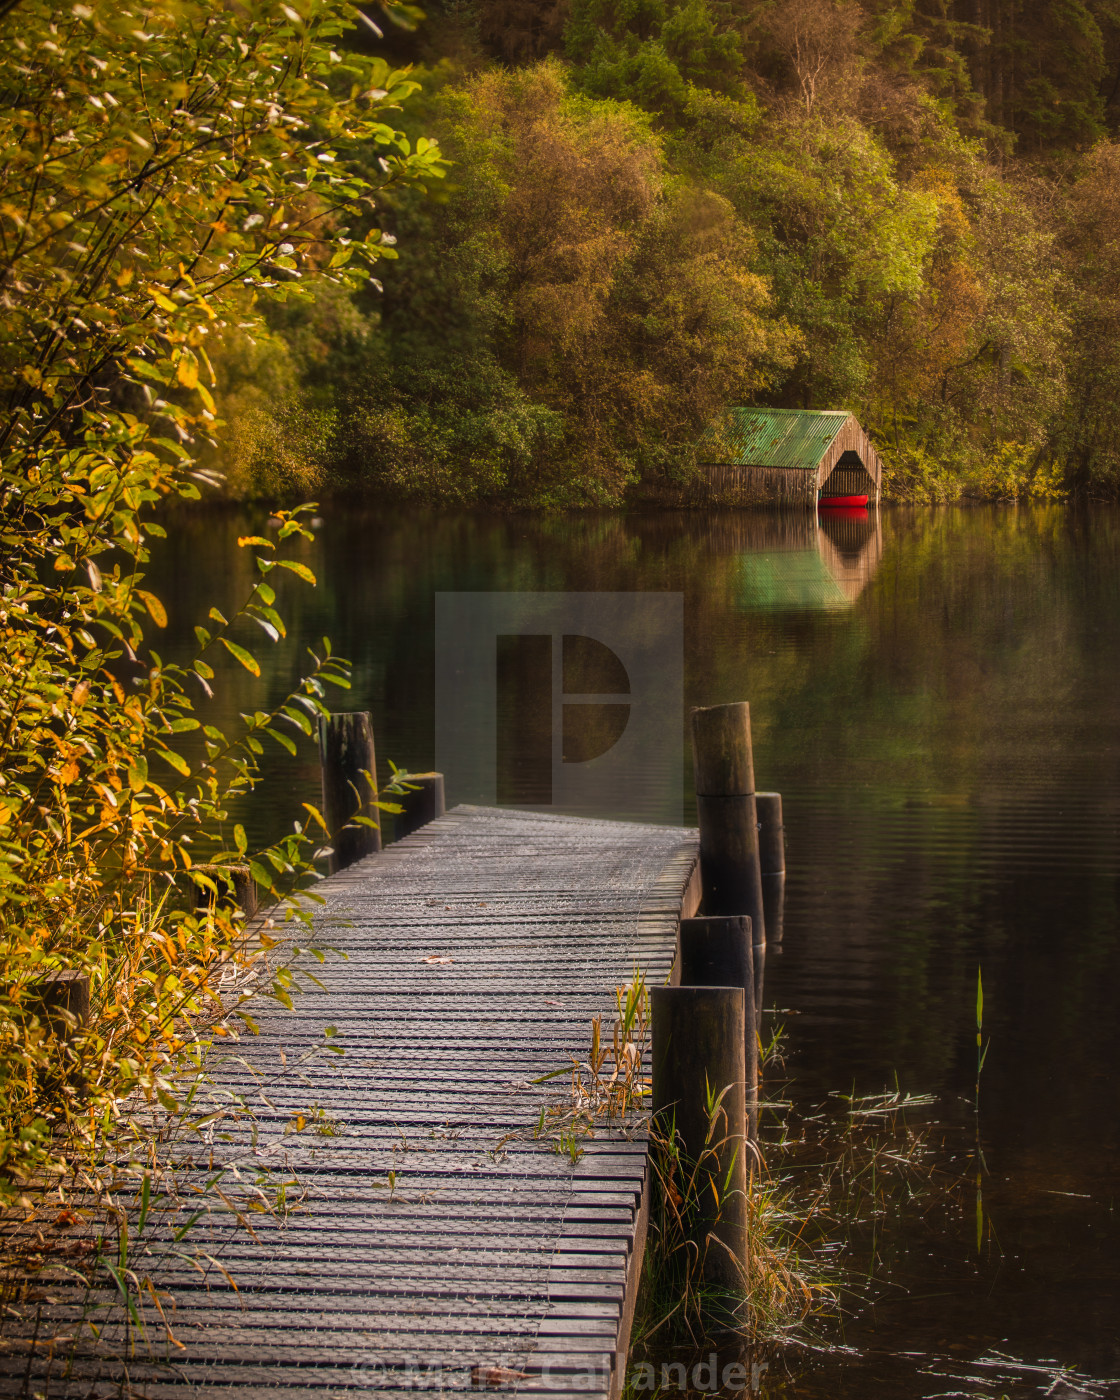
[212,0,1120,505]
[0,0,1117,1178]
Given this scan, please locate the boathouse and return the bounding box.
[696,407,882,507]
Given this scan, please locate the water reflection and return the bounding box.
[144,503,1120,1399]
[699,509,883,612]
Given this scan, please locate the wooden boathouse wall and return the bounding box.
[670,409,884,509]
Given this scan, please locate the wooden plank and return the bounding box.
[0,805,697,1399]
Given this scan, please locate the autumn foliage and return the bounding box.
[0,0,441,1197]
[213,0,1120,503]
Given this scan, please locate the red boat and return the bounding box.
[818,494,868,508]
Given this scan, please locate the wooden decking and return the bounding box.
[1,806,700,1399]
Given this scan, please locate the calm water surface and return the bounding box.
[150,504,1120,1399]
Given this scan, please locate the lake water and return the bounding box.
[150,503,1120,1398]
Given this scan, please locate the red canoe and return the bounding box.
[818,494,868,508]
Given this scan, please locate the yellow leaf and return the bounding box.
[21,366,42,388]
[146,284,178,313]
[137,590,167,627]
[176,349,198,389]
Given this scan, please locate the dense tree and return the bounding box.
[1050,142,1120,492]
[215,0,1120,501]
[308,60,796,504]
[0,0,440,1192]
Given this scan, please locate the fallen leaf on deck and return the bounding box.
[471,1365,528,1389]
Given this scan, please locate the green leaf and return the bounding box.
[220,638,261,677]
[249,860,273,888]
[155,748,191,777]
[273,560,316,584]
[265,726,297,755]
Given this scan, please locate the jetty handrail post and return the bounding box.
[753,791,784,1005]
[318,711,381,873]
[191,864,258,920]
[652,985,749,1291]
[691,702,766,943]
[393,772,446,842]
[755,792,785,878]
[679,916,759,1139]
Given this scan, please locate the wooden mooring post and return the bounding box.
[29,970,90,1092]
[691,702,765,943]
[32,970,90,1038]
[651,985,749,1291]
[757,792,786,951]
[394,772,446,841]
[319,711,381,873]
[756,792,785,876]
[191,864,258,919]
[678,915,759,1138]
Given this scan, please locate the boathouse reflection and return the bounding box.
[702,507,883,611]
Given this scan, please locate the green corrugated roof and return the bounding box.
[698,408,850,470]
[735,551,851,611]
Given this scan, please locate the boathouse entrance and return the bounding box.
[695,408,883,507]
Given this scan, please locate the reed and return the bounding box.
[532,967,652,1160]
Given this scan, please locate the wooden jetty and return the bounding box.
[1,806,700,1399]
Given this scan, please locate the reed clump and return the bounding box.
[634,1066,945,1350]
[533,981,952,1354]
[532,969,652,1160]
